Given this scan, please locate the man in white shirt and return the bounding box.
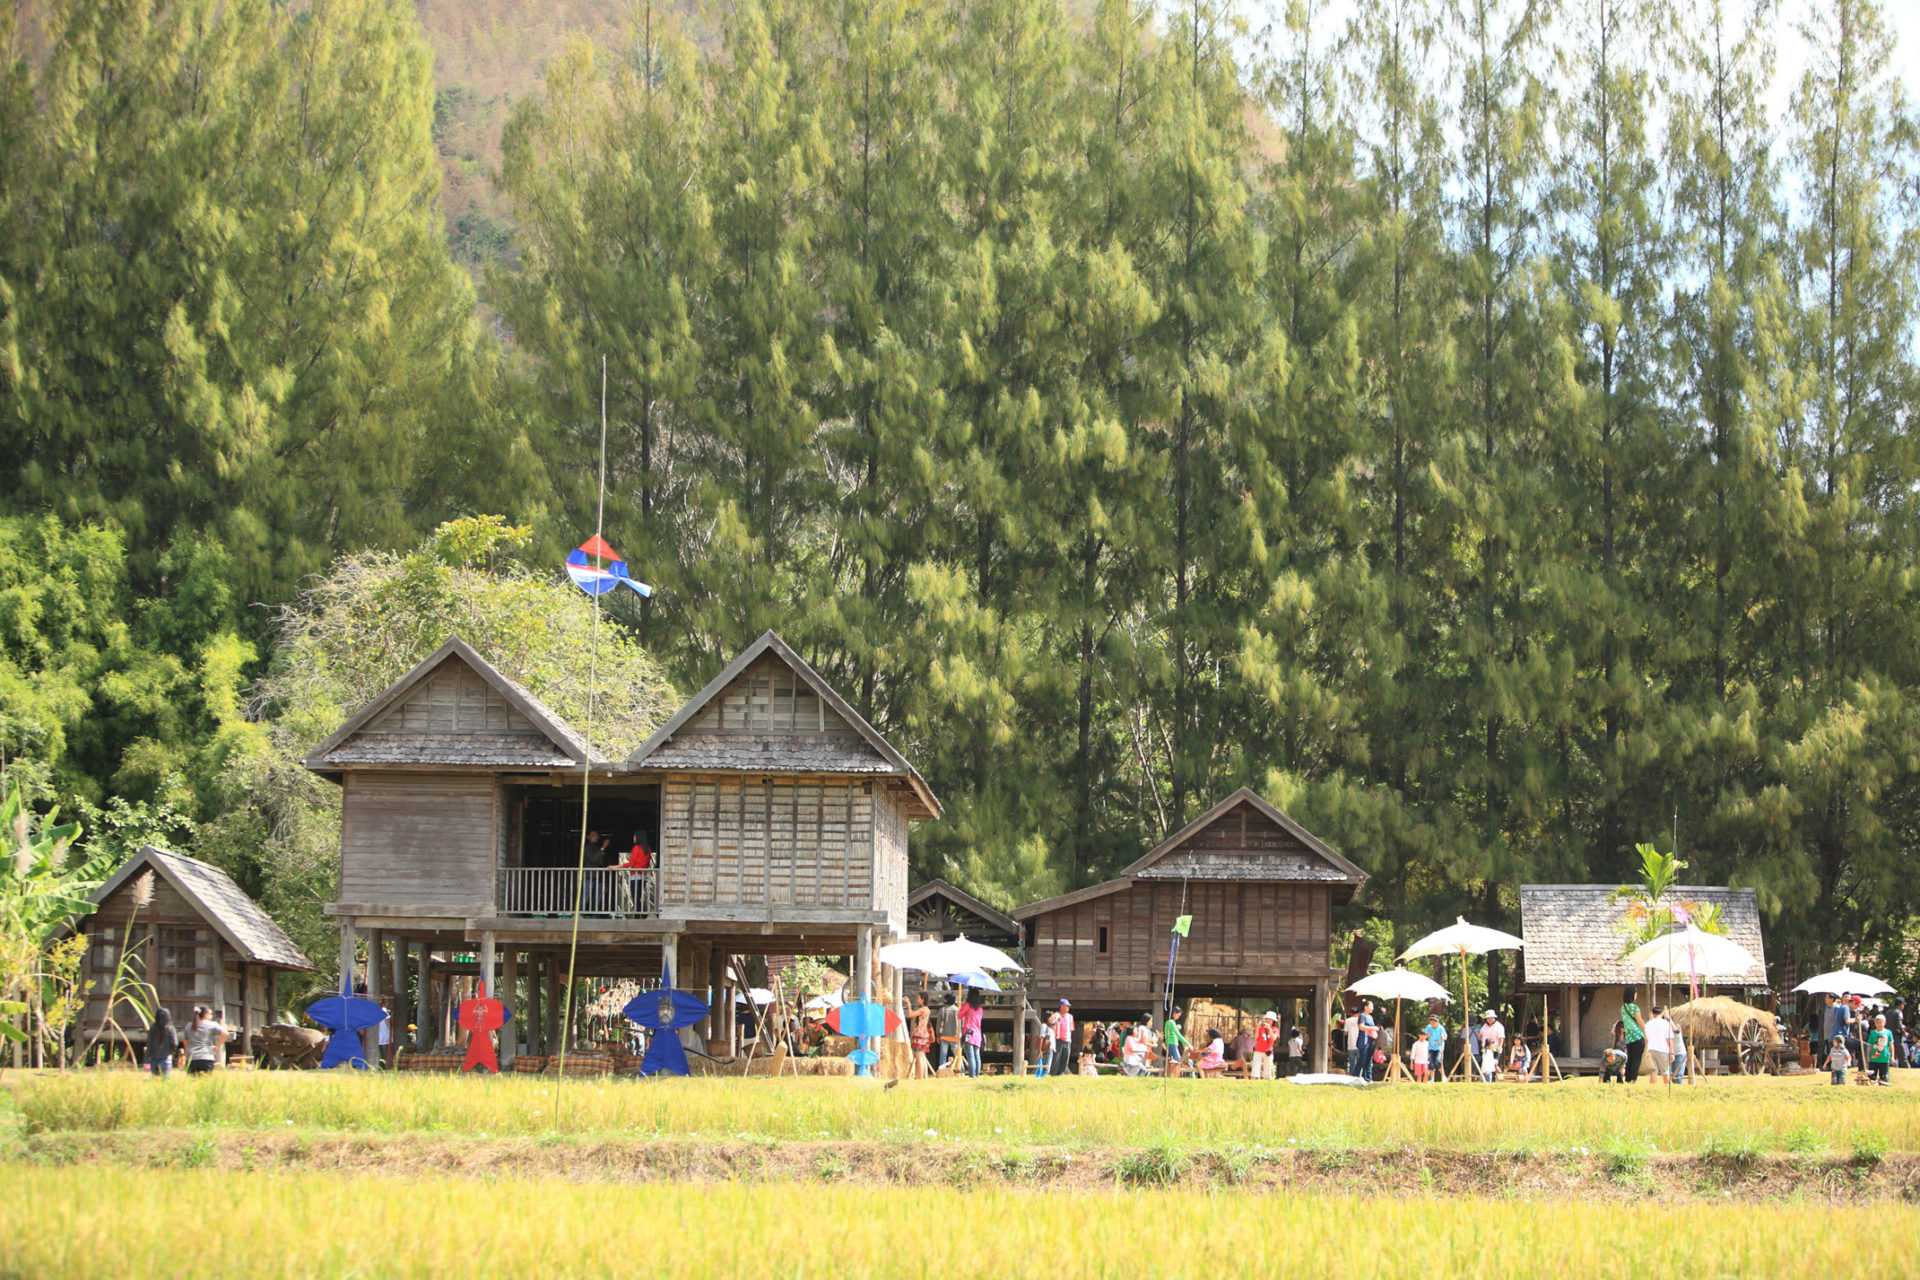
[1343,1009,1363,1076]
[1642,1005,1675,1078]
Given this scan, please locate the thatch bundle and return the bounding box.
[1668,996,1781,1046]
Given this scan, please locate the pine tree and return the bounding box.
[498,3,713,636]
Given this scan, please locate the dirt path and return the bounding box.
[17,1130,1920,1203]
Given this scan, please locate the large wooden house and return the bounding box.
[1014,788,1365,1071]
[305,630,937,1060]
[76,845,314,1060]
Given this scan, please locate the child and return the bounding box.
[1285,1026,1305,1078]
[1423,1015,1447,1083]
[1409,1031,1430,1082]
[1827,1034,1852,1086]
[1867,1013,1894,1087]
[1508,1037,1531,1080]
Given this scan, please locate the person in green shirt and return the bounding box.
[1619,995,1646,1083]
[1867,1014,1894,1086]
[1162,1006,1189,1076]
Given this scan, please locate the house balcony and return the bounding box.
[499,867,657,918]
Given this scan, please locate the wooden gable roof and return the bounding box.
[908,879,1021,941]
[304,636,590,776]
[1013,787,1366,920]
[88,846,314,970]
[1520,884,1767,987]
[628,630,940,818]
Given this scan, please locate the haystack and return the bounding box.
[1668,996,1781,1046]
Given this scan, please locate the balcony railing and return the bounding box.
[499,867,657,918]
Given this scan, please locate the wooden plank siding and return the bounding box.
[77,875,260,1041]
[340,772,497,909]
[659,775,878,912]
[1026,881,1333,1003]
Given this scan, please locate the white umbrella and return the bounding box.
[877,935,1024,975]
[746,987,775,1006]
[1399,918,1525,1082]
[802,992,843,1011]
[1794,968,1895,997]
[1347,967,1454,1003]
[1623,926,1757,980]
[1399,918,1526,960]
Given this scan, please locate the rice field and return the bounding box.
[9,1067,1920,1156]
[9,1070,1920,1277]
[4,1164,1910,1279]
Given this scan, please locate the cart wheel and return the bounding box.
[1737,1019,1767,1075]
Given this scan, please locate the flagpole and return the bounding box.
[556,356,611,1116]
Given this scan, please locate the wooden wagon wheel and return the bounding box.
[1736,1017,1769,1075]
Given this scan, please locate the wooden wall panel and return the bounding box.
[340,773,496,906]
[657,775,878,912]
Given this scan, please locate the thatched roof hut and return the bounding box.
[1669,996,1782,1046]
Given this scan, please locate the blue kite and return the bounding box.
[306,992,386,1070]
[623,988,709,1077]
[566,535,653,598]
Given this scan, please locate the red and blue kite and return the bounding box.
[566,534,653,598]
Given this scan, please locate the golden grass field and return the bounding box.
[1,1163,1907,1279]
[10,1066,1920,1154]
[7,1069,1920,1278]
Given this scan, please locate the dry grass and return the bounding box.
[4,1163,1910,1278]
[9,1068,1920,1154]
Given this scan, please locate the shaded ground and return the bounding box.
[16,1129,1918,1204]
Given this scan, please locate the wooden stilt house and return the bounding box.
[305,630,938,1064]
[75,845,314,1061]
[1014,788,1365,1072]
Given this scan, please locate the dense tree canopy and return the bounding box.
[4,0,1920,998]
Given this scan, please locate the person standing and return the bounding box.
[1285,1025,1305,1077]
[1251,1012,1280,1080]
[1822,994,1855,1081]
[907,994,933,1079]
[1885,999,1906,1069]
[185,1006,226,1075]
[1052,999,1075,1079]
[1343,1006,1363,1077]
[1867,1014,1894,1086]
[1477,1011,1505,1083]
[1827,1034,1852,1085]
[1038,1011,1058,1077]
[1619,993,1647,1082]
[1409,1031,1430,1082]
[936,996,960,1073]
[1357,1001,1380,1081]
[1642,1006,1674,1080]
[1670,1022,1689,1085]
[1423,1014,1447,1084]
[958,991,985,1077]
[144,1007,179,1077]
[1162,1006,1189,1075]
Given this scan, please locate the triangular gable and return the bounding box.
[304,637,590,773]
[87,846,313,970]
[1117,788,1367,889]
[629,631,940,818]
[908,879,1020,940]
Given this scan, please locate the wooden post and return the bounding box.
[392,938,408,1037]
[1013,994,1027,1077]
[1311,976,1331,1074]
[239,962,254,1060]
[337,919,357,994]
[267,967,278,1029]
[478,931,496,997]
[527,954,545,1054]
[1565,984,1582,1059]
[413,944,430,1051]
[546,953,563,1053]
[500,949,519,1069]
[854,927,873,1003]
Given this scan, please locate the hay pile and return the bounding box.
[1668,996,1781,1046]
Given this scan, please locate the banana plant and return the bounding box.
[1,779,108,1061]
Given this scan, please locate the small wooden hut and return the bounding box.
[1014,788,1365,1072]
[75,845,314,1060]
[1518,884,1768,1068]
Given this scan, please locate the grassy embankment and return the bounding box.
[2,1164,1910,1279]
